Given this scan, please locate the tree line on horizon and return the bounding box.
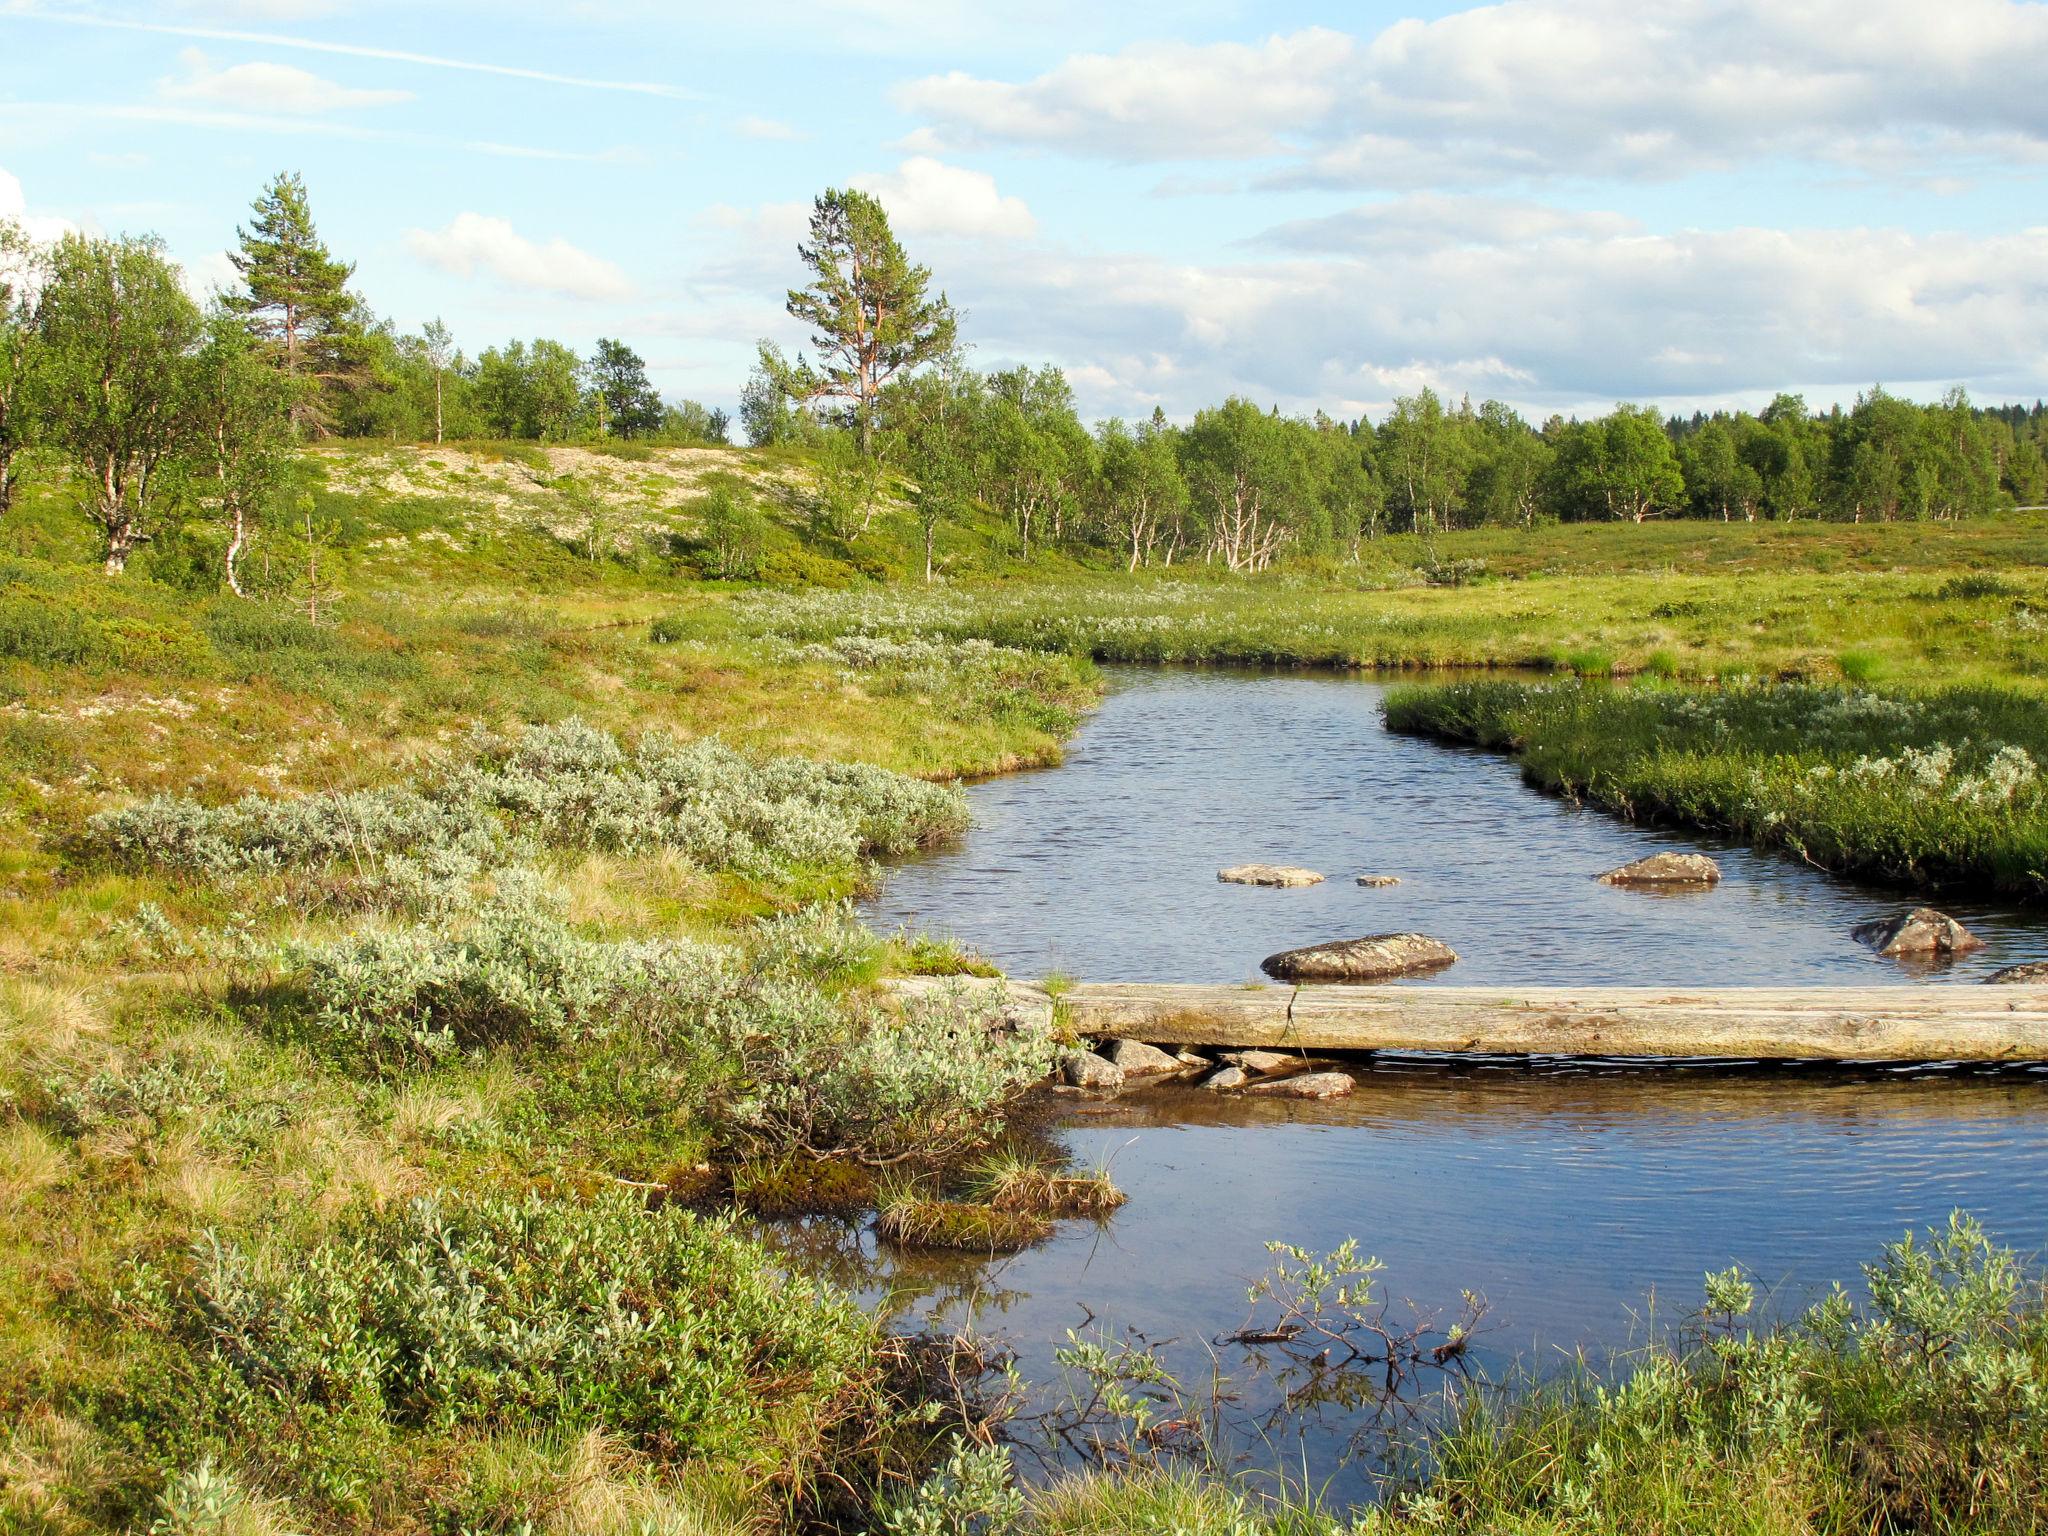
[2,172,2044,583]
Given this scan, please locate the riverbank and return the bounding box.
[1385,680,2048,897]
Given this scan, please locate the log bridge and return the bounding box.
[892,978,2048,1063]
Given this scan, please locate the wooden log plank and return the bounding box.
[1061,982,2048,1063]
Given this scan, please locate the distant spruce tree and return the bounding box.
[228,172,363,433]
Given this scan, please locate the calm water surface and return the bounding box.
[844,670,2048,1480]
[865,667,2048,983]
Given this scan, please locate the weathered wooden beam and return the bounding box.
[1060,982,2048,1063]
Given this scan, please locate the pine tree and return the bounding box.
[228,172,361,433]
[774,187,955,454]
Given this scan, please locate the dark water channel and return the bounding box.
[844,669,2048,1486]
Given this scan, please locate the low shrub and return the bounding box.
[295,879,729,1066]
[166,1189,886,1517]
[727,982,1055,1165]
[82,718,968,883]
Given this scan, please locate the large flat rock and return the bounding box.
[1261,932,1457,981]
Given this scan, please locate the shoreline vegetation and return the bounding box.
[4,178,2047,1533]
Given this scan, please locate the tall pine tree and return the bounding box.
[228,172,361,434]
[771,188,955,454]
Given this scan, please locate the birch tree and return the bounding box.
[37,233,201,574]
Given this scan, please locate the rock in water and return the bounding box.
[1261,932,1457,981]
[1597,852,1722,887]
[1355,874,1401,887]
[1220,1049,1294,1074]
[1102,1038,1183,1077]
[1219,864,1325,887]
[1060,1052,1125,1091]
[1244,1071,1355,1100]
[1853,908,1986,958]
[1203,1066,1250,1092]
[1985,961,2048,983]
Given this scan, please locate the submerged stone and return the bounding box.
[1219,864,1325,887]
[1985,961,2048,984]
[1853,907,1985,958]
[1597,852,1722,887]
[1261,932,1457,981]
[1243,1071,1355,1100]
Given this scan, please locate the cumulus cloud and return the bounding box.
[850,156,1036,239]
[897,0,2048,188]
[1257,195,1640,254]
[899,28,1353,161]
[0,166,77,246]
[158,47,413,114]
[405,213,635,301]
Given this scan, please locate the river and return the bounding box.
[849,668,2048,1484]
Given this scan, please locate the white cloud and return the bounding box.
[898,28,1352,161]
[159,47,414,114]
[405,212,635,301]
[0,165,77,246]
[850,156,1036,239]
[896,0,2048,188]
[1257,195,1640,254]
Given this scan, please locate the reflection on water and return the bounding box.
[759,1062,2048,1490]
[862,668,2048,984]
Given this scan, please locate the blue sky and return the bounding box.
[3,0,2046,424]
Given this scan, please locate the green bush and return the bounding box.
[171,1189,884,1515]
[295,878,727,1065]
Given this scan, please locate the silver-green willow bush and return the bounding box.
[85,718,969,879]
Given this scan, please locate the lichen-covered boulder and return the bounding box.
[1261,932,1457,981]
[1853,908,1985,958]
[1219,864,1325,887]
[1597,852,1722,887]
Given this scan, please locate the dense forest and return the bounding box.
[3,173,2044,583]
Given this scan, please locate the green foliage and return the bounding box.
[295,877,724,1065]
[697,482,770,579]
[1386,679,2048,893]
[224,171,362,432]
[778,187,958,451]
[35,231,204,572]
[169,1189,883,1512]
